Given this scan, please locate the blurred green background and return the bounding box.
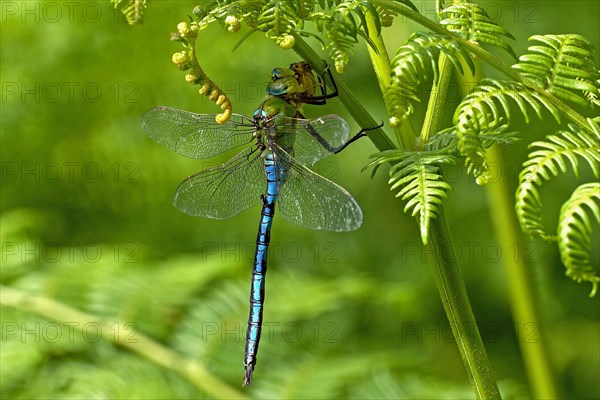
[1,1,598,398]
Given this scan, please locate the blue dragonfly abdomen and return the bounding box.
[244,152,277,385]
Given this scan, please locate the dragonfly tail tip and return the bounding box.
[243,365,254,387]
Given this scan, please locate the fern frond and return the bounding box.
[367,151,454,244]
[558,183,600,296]
[512,34,600,108]
[521,125,600,184]
[257,0,301,48]
[387,32,475,126]
[315,0,380,72]
[516,122,600,238]
[439,2,516,59]
[112,0,148,25]
[326,32,356,73]
[454,79,561,184]
[515,181,550,239]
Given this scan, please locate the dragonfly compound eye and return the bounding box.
[266,76,302,96]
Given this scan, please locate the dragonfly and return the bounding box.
[141,62,372,386]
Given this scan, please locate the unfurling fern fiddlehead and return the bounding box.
[558,182,600,296]
[170,22,232,124]
[516,119,600,294]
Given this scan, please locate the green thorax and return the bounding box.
[254,95,299,154]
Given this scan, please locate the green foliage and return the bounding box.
[111,0,149,25]
[176,0,417,72]
[455,34,598,184]
[370,1,600,299]
[1,213,433,398]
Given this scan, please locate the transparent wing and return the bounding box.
[273,147,362,231]
[174,147,266,219]
[141,106,255,159]
[274,114,350,166]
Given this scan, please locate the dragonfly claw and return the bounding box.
[243,364,254,387]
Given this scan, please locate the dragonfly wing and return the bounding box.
[275,115,350,166]
[174,147,265,219]
[141,106,255,159]
[273,147,362,231]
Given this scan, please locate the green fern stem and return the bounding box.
[0,286,247,400]
[419,52,453,148]
[364,11,408,149]
[422,40,501,399]
[486,147,559,398]
[291,31,396,152]
[426,209,502,400]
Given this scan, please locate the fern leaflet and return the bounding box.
[558,183,600,296]
[439,2,516,59]
[367,151,454,244]
[512,34,600,109]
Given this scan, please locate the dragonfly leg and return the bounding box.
[297,108,385,154]
[298,61,339,105]
[332,121,385,154]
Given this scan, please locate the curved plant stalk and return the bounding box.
[363,10,410,150]
[0,285,247,400]
[485,147,558,398]
[427,208,502,399]
[419,51,453,148]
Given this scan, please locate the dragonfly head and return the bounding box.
[266,61,319,100]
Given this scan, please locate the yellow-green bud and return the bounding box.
[177,22,189,35]
[172,51,188,65]
[276,34,295,49]
[225,15,240,33]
